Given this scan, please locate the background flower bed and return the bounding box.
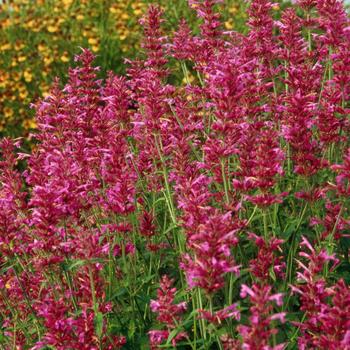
[0,0,252,139]
[1,0,350,349]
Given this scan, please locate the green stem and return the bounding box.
[221,158,230,205]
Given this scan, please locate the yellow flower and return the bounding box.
[88,37,99,45]
[23,70,33,82]
[12,72,21,81]
[131,3,142,10]
[19,90,28,99]
[91,45,99,52]
[3,107,14,118]
[0,43,10,50]
[229,6,238,15]
[133,9,143,16]
[47,25,58,33]
[44,57,53,65]
[225,20,234,30]
[18,56,26,62]
[41,84,49,93]
[2,19,11,29]
[38,43,47,52]
[26,19,36,28]
[62,0,73,6]
[76,14,84,21]
[60,52,70,62]
[22,118,37,129]
[272,4,280,11]
[14,42,24,50]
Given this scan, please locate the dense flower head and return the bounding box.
[238,283,286,349]
[149,275,187,349]
[249,233,285,282]
[331,148,350,196]
[0,138,27,255]
[150,275,187,327]
[181,210,240,293]
[139,5,168,75]
[189,0,223,41]
[291,237,349,349]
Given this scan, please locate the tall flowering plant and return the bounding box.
[0,0,350,348]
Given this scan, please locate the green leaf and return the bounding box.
[281,221,297,241]
[67,259,88,271]
[269,266,276,282]
[166,327,180,345]
[128,319,136,339]
[94,312,103,339]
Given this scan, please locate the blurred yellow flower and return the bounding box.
[12,72,21,81]
[4,106,14,118]
[47,25,58,33]
[182,73,195,84]
[23,70,33,82]
[44,57,53,65]
[1,43,10,50]
[14,42,24,50]
[133,9,143,16]
[26,20,36,28]
[60,52,70,62]
[88,37,99,45]
[229,6,238,15]
[38,43,47,52]
[22,118,37,129]
[19,90,29,99]
[225,20,234,30]
[62,0,73,6]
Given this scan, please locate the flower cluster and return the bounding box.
[149,275,187,349]
[0,0,350,348]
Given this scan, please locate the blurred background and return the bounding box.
[0,0,344,139]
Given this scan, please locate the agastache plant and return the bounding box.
[1,0,350,348]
